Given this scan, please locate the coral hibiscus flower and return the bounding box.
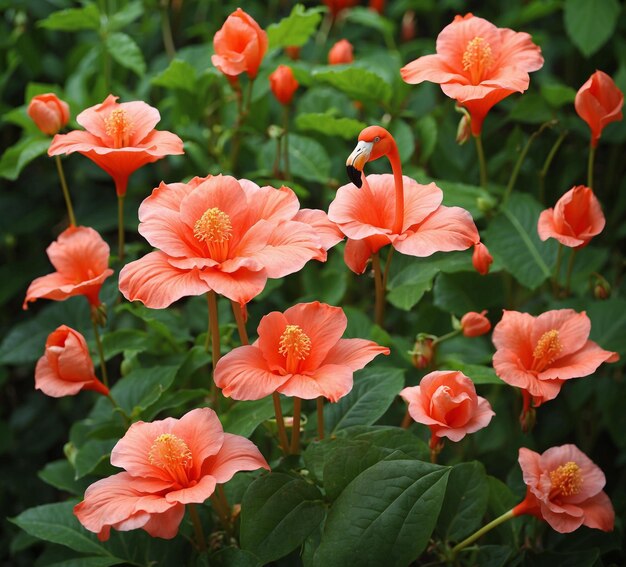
[119,176,342,307]
[328,173,479,274]
[538,185,605,248]
[24,226,113,309]
[514,445,614,533]
[492,309,618,407]
[401,13,544,135]
[74,408,269,541]
[214,301,389,402]
[48,94,184,196]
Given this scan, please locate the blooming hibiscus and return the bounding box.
[28,93,70,136]
[538,185,605,248]
[74,408,269,540]
[400,370,494,444]
[214,301,389,402]
[492,309,618,407]
[24,226,113,309]
[119,175,342,307]
[328,174,479,274]
[48,94,184,196]
[401,13,544,135]
[211,8,268,80]
[35,325,108,398]
[513,445,614,533]
[575,70,624,148]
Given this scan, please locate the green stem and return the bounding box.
[231,300,249,345]
[207,291,221,405]
[106,394,131,427]
[317,396,325,440]
[209,486,233,537]
[432,329,461,346]
[117,194,125,263]
[587,143,596,189]
[282,105,290,179]
[272,392,290,454]
[538,130,567,204]
[290,397,302,454]
[372,252,385,328]
[188,503,207,552]
[90,311,108,388]
[451,508,515,556]
[474,134,487,188]
[160,0,176,60]
[553,243,563,296]
[382,247,394,295]
[564,248,577,296]
[54,156,76,226]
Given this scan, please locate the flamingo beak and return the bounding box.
[346,141,372,188]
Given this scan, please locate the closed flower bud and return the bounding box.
[328,39,354,65]
[456,113,472,145]
[461,310,491,337]
[409,336,435,369]
[27,93,70,136]
[472,242,493,275]
[269,65,299,105]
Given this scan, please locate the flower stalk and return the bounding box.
[451,508,515,556]
[54,156,76,226]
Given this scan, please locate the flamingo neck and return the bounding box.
[387,143,404,234]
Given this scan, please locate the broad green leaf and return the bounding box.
[509,94,554,124]
[433,272,505,315]
[143,389,210,421]
[587,297,626,360]
[11,501,115,556]
[295,112,366,139]
[74,439,117,479]
[416,114,437,164]
[267,4,324,49]
[389,118,415,164]
[102,329,151,360]
[312,66,392,104]
[564,0,621,57]
[314,460,450,567]
[344,6,394,36]
[484,193,557,290]
[487,477,521,546]
[38,4,101,31]
[387,264,439,311]
[259,134,330,183]
[108,1,144,31]
[470,546,513,567]
[437,179,493,220]
[343,426,429,460]
[105,32,146,76]
[325,367,404,433]
[47,559,125,567]
[211,547,262,567]
[240,473,326,563]
[436,461,489,541]
[38,460,90,496]
[541,83,577,108]
[440,359,502,385]
[222,397,276,438]
[0,137,50,180]
[151,59,198,93]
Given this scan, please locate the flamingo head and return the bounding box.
[346,126,394,187]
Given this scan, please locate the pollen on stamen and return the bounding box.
[550,461,583,497]
[194,207,233,243]
[462,36,494,84]
[104,109,133,148]
[279,325,312,360]
[148,433,192,470]
[533,329,562,367]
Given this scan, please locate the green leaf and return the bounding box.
[524,549,600,567]
[416,114,437,164]
[0,137,50,181]
[211,547,262,567]
[222,397,276,438]
[105,32,146,76]
[101,329,151,360]
[38,460,90,496]
[433,272,505,315]
[47,559,125,567]
[343,426,430,460]
[11,501,115,556]
[295,112,366,139]
[509,94,554,124]
[587,297,626,360]
[312,66,392,104]
[436,461,489,541]
[259,134,330,183]
[564,0,621,57]
[38,4,101,31]
[344,6,395,37]
[108,1,144,31]
[440,359,502,385]
[314,460,450,567]
[240,473,326,563]
[143,388,211,421]
[74,439,117,479]
[267,4,324,49]
[151,59,198,93]
[437,179,492,220]
[325,367,404,433]
[484,193,557,290]
[541,83,577,108]
[387,264,438,311]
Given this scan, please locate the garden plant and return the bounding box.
[1,1,625,566]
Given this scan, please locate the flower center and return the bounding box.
[193,207,233,262]
[279,324,311,373]
[148,433,192,485]
[549,461,583,498]
[462,36,493,84]
[104,109,133,148]
[531,329,562,372]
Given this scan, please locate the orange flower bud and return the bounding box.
[328,39,354,65]
[461,310,491,337]
[410,336,435,369]
[472,242,493,275]
[27,93,70,136]
[269,65,299,106]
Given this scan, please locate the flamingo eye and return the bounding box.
[374,136,380,143]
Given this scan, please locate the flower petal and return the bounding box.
[198,267,267,305]
[202,433,270,483]
[321,338,390,371]
[278,364,355,402]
